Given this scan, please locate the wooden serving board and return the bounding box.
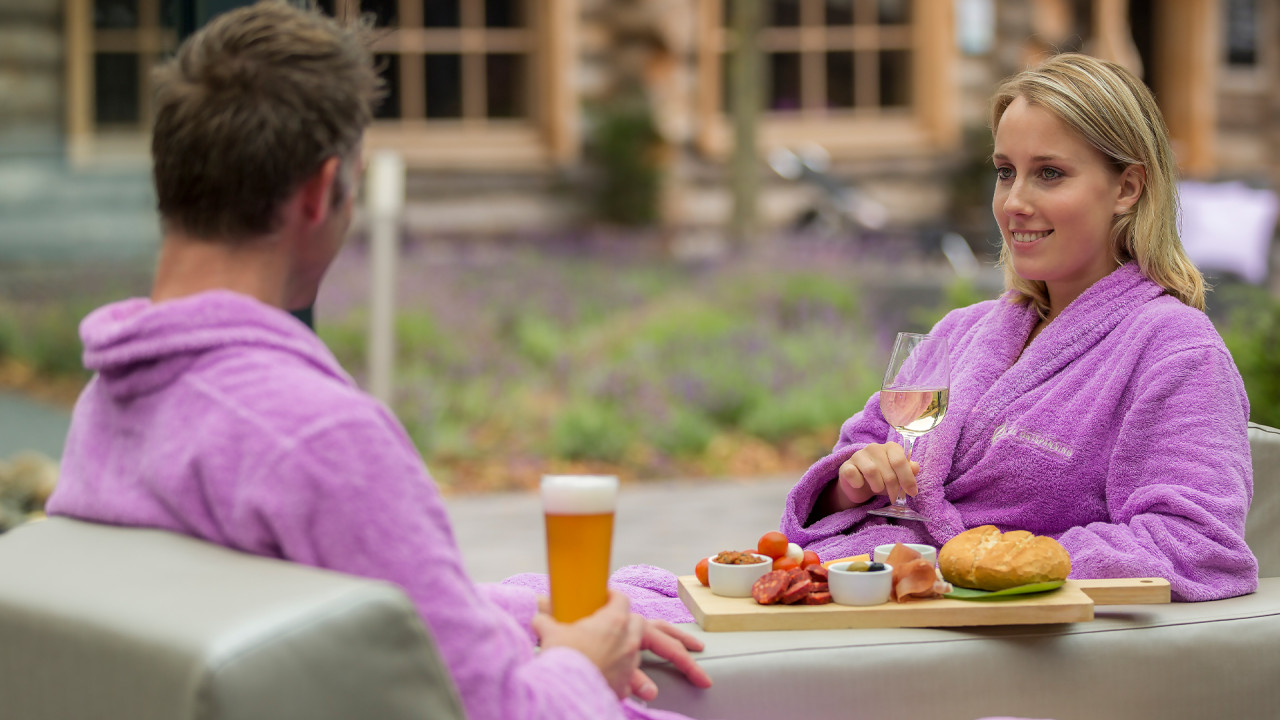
[676,576,1170,632]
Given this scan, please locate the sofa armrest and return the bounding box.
[1248,422,1280,578]
[0,517,464,720]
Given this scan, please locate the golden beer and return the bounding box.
[541,475,617,623]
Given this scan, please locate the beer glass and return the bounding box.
[541,475,618,623]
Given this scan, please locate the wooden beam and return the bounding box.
[729,0,763,245]
[1153,0,1218,177]
[542,0,579,164]
[914,0,958,150]
[65,0,92,164]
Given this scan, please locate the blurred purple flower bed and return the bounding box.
[316,232,979,492]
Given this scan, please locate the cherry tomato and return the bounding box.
[772,556,801,572]
[757,531,789,559]
[801,550,821,569]
[695,557,710,587]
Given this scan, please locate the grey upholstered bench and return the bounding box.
[0,518,465,720]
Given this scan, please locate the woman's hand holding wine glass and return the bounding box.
[866,332,950,522]
[834,443,923,508]
[820,333,949,519]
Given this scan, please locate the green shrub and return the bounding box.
[25,305,90,377]
[648,408,717,458]
[586,101,662,226]
[910,276,996,330]
[502,311,564,367]
[318,313,367,369]
[0,308,19,359]
[550,398,634,463]
[777,272,861,322]
[741,377,858,443]
[1221,289,1280,428]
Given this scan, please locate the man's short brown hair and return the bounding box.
[151,1,383,240]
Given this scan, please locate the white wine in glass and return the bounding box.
[868,333,950,522]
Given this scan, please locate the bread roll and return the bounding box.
[938,525,1071,591]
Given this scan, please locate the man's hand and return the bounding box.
[532,591,644,699]
[628,619,713,701]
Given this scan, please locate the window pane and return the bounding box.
[374,54,401,118]
[361,0,399,27]
[877,0,911,24]
[94,53,139,125]
[768,52,801,111]
[94,0,137,28]
[425,54,462,118]
[424,0,461,27]
[826,51,854,108]
[767,0,801,27]
[486,0,525,27]
[486,53,527,118]
[1225,0,1258,65]
[825,0,854,25]
[878,50,911,107]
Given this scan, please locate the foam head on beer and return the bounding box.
[540,475,618,623]
[540,474,618,513]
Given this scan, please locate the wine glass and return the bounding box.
[868,332,950,522]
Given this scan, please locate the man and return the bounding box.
[46,3,709,718]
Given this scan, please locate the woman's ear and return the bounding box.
[1114,164,1145,215]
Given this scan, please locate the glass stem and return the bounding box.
[896,432,916,507]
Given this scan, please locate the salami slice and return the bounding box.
[803,591,833,605]
[807,565,829,582]
[808,581,829,594]
[751,569,792,605]
[781,575,813,604]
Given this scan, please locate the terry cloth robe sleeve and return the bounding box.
[244,409,638,720]
[780,302,992,558]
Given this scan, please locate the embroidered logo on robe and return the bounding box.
[993,422,1075,459]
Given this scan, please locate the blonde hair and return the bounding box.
[990,53,1205,313]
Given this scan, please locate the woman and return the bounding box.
[782,53,1257,602]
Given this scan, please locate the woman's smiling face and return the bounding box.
[992,96,1141,311]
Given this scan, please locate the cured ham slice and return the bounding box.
[887,543,951,602]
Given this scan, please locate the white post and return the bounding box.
[365,150,405,405]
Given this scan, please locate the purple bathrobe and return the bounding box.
[783,263,1258,601]
[46,291,694,720]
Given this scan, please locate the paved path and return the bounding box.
[0,391,70,460]
[443,475,797,583]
